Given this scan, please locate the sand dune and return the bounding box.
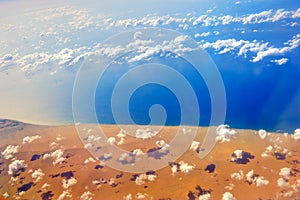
[0,119,299,199]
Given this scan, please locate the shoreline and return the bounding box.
[0,118,297,135]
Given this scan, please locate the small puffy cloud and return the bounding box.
[255,176,269,187]
[57,190,72,200]
[23,135,41,144]
[155,140,170,151]
[31,168,45,182]
[292,129,300,140]
[230,170,244,181]
[43,149,66,165]
[136,128,158,139]
[41,183,50,189]
[132,149,144,156]
[2,145,20,159]
[80,191,93,200]
[277,177,290,188]
[245,169,269,187]
[85,135,102,142]
[271,58,288,65]
[179,161,194,173]
[135,173,157,185]
[84,157,96,164]
[216,125,237,142]
[190,141,200,151]
[116,129,127,138]
[198,193,211,200]
[123,193,132,200]
[222,192,235,200]
[135,193,148,199]
[62,177,77,189]
[107,137,116,145]
[8,160,27,175]
[279,167,291,179]
[257,129,268,140]
[2,192,9,199]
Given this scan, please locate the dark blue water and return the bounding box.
[95,51,299,133]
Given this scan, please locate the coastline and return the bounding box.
[0,119,299,199]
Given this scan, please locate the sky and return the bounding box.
[0,0,299,132]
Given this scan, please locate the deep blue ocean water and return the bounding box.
[94,50,300,133]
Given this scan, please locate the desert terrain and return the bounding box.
[0,119,300,200]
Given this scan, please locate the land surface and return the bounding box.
[0,119,299,200]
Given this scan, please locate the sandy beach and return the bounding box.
[0,119,299,200]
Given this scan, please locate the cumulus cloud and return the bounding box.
[2,145,20,159]
[198,193,211,200]
[215,125,237,142]
[42,149,66,165]
[230,170,244,181]
[245,169,269,187]
[179,161,194,173]
[135,173,157,185]
[123,194,133,200]
[255,176,269,187]
[23,135,41,144]
[279,167,291,179]
[84,157,96,164]
[190,141,200,151]
[257,129,268,140]
[31,168,45,182]
[57,190,72,200]
[132,149,144,156]
[270,58,288,65]
[292,129,300,140]
[8,160,27,175]
[277,177,290,188]
[62,177,77,189]
[80,191,93,200]
[135,128,158,139]
[107,137,116,145]
[222,192,235,200]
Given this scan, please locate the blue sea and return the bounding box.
[94,51,300,133]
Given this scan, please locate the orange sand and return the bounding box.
[0,120,299,199]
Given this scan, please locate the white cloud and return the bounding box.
[107,137,116,145]
[57,190,72,200]
[135,173,157,185]
[179,161,194,173]
[135,128,157,139]
[292,129,300,140]
[198,193,211,200]
[277,177,290,188]
[231,150,243,162]
[257,129,268,140]
[230,170,244,181]
[80,191,93,200]
[271,58,288,65]
[135,193,148,199]
[8,160,27,175]
[43,149,66,165]
[255,176,269,187]
[84,157,96,164]
[215,125,237,142]
[41,183,50,189]
[62,177,77,189]
[190,141,200,151]
[23,135,41,144]
[2,145,20,159]
[31,168,45,182]
[222,192,235,200]
[123,194,133,200]
[132,149,144,156]
[155,140,170,151]
[279,167,291,179]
